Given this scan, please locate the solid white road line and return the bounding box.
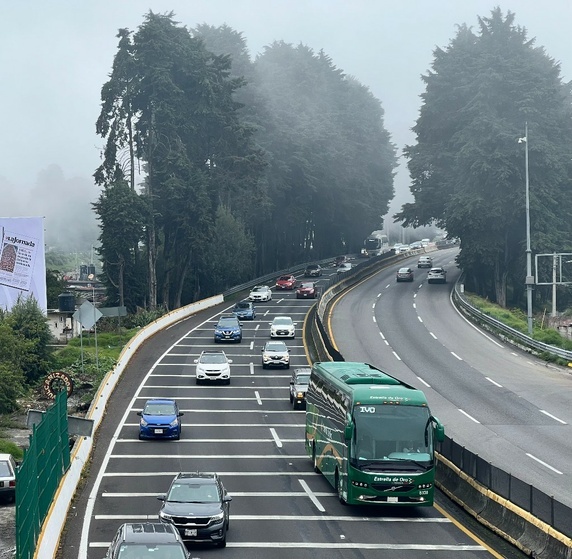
[298,478,325,512]
[269,428,282,448]
[485,377,503,388]
[525,453,563,474]
[458,409,480,424]
[539,409,567,424]
[416,376,430,388]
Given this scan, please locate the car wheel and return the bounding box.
[286,364,290,369]
[293,401,298,410]
[175,429,181,441]
[214,337,218,343]
[312,444,320,473]
[262,363,267,369]
[196,378,201,385]
[226,379,231,385]
[217,537,227,548]
[290,392,293,403]
[138,432,144,440]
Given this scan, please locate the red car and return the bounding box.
[296,282,317,299]
[276,275,297,290]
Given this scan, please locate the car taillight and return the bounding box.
[9,480,15,487]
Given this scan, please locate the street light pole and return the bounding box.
[523,122,534,334]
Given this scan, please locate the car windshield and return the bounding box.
[300,283,313,288]
[167,482,220,503]
[235,302,250,309]
[265,342,287,352]
[278,276,292,281]
[144,403,175,416]
[307,265,318,270]
[200,353,227,364]
[273,318,292,325]
[252,286,266,292]
[398,268,410,273]
[118,543,187,559]
[295,373,310,385]
[0,461,12,476]
[218,318,238,326]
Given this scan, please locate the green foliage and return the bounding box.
[46,269,66,309]
[4,296,53,383]
[396,8,572,309]
[121,308,168,329]
[0,439,24,459]
[0,362,26,414]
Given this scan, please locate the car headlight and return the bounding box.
[169,418,179,427]
[211,511,225,522]
[296,392,305,398]
[159,510,172,520]
[140,419,148,427]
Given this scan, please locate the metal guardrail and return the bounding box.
[453,281,572,362]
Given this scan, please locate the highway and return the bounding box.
[58,260,528,559]
[330,248,572,508]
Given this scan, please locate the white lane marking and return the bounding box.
[110,454,309,459]
[413,303,416,308]
[298,479,326,512]
[526,453,563,474]
[385,284,390,289]
[418,316,423,323]
[372,303,375,309]
[451,352,463,360]
[373,316,377,323]
[417,376,430,388]
[116,438,304,443]
[269,428,283,448]
[430,332,437,339]
[250,341,254,350]
[379,332,386,340]
[539,410,567,424]
[250,362,254,375]
[102,492,332,498]
[90,542,482,550]
[377,293,382,298]
[103,471,315,477]
[95,513,451,522]
[254,391,262,405]
[392,351,402,361]
[256,323,261,330]
[485,377,503,388]
[458,409,480,423]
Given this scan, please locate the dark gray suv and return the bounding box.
[158,472,232,548]
[104,522,189,559]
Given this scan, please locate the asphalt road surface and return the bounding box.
[56,262,528,559]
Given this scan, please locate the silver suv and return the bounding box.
[427,267,447,284]
[262,340,290,369]
[194,350,232,385]
[417,256,433,268]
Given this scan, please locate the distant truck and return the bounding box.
[363,231,389,256]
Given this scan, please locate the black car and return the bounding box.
[105,522,189,559]
[304,264,322,277]
[159,472,232,548]
[289,367,311,409]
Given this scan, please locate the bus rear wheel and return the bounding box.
[312,444,320,473]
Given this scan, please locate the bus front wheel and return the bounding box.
[335,470,347,505]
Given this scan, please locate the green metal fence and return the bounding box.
[16,391,70,559]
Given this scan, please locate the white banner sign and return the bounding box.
[0,217,46,313]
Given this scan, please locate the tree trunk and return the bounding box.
[174,252,191,309]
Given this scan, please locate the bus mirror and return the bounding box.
[344,423,353,441]
[434,419,445,443]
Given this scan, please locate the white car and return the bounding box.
[262,340,290,369]
[194,350,232,384]
[248,285,272,302]
[270,316,296,338]
[427,267,447,284]
[336,262,353,275]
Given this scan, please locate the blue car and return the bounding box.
[137,399,183,440]
[214,315,243,343]
[232,300,256,320]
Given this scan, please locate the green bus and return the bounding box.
[305,361,445,506]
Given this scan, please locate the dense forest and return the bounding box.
[94,12,397,311]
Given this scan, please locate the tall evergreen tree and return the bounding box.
[396,8,572,307]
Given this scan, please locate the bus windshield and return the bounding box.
[350,405,433,470]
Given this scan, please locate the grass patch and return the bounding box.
[0,439,24,459]
[464,293,572,353]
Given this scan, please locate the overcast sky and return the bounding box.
[1,1,570,217]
